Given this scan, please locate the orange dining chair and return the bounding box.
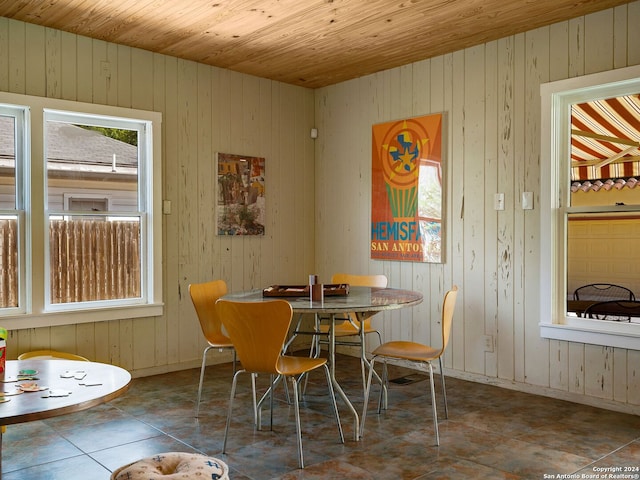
[189,279,236,418]
[360,285,458,445]
[311,273,388,393]
[217,299,344,469]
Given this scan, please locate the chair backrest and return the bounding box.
[584,300,640,320]
[216,299,293,374]
[439,286,459,355]
[332,273,388,288]
[573,283,635,302]
[17,350,89,361]
[332,273,388,324]
[189,280,229,343]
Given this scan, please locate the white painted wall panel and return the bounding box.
[2,17,316,375]
[1,2,639,414]
[314,2,640,413]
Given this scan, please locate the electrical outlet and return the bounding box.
[100,60,111,78]
[483,335,494,352]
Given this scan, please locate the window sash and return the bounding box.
[540,65,640,349]
[0,91,162,328]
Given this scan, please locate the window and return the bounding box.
[0,92,162,328]
[0,105,27,313]
[540,65,640,349]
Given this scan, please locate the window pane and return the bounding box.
[46,115,143,305]
[0,114,18,308]
[0,115,16,209]
[570,94,640,207]
[49,216,141,304]
[567,93,640,313]
[0,216,19,308]
[46,121,139,212]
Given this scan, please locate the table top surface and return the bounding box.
[221,286,424,314]
[0,359,131,426]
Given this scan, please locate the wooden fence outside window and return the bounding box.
[0,219,141,308]
[0,219,18,308]
[50,219,141,303]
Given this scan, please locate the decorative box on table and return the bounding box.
[262,284,349,297]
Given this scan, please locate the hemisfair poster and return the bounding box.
[371,113,443,263]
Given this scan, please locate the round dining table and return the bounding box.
[0,359,131,478]
[221,285,423,440]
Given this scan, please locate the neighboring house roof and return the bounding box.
[46,121,138,176]
[0,116,137,177]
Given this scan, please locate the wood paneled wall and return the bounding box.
[1,2,639,414]
[314,2,640,413]
[0,17,316,375]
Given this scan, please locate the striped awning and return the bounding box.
[571,94,640,183]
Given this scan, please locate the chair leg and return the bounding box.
[360,355,376,438]
[223,369,243,453]
[359,330,367,396]
[377,360,388,413]
[232,350,237,376]
[302,314,322,395]
[257,374,283,430]
[195,345,213,417]
[252,373,258,427]
[291,376,304,469]
[428,362,439,446]
[438,356,448,419]
[269,374,274,430]
[322,364,344,444]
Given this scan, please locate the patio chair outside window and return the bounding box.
[573,283,635,302]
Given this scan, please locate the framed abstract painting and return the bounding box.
[216,152,265,235]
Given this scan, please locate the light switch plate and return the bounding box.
[494,193,505,211]
[522,192,534,210]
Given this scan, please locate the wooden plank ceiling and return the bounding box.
[0,0,630,88]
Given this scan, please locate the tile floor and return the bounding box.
[2,354,639,479]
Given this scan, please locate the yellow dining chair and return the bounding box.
[312,273,388,393]
[217,299,344,469]
[189,279,236,418]
[361,285,458,445]
[17,350,89,361]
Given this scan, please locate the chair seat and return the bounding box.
[319,320,377,336]
[206,334,233,347]
[373,341,440,362]
[111,452,229,480]
[277,355,328,376]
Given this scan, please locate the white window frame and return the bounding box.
[539,65,640,350]
[0,103,29,316]
[0,91,163,329]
